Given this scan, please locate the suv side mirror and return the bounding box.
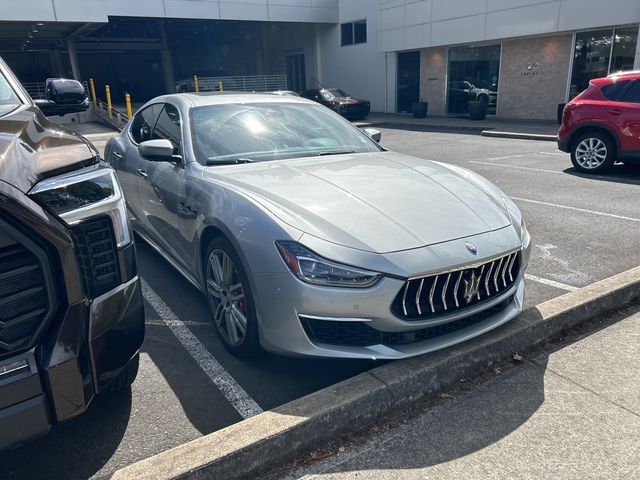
[138,139,178,162]
[364,128,381,143]
[36,78,89,116]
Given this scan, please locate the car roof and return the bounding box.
[607,70,640,79]
[146,91,316,109]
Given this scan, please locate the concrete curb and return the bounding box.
[111,265,640,480]
[363,121,486,133]
[481,130,557,142]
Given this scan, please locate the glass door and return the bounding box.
[447,45,501,115]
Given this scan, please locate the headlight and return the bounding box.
[29,166,130,247]
[276,241,381,288]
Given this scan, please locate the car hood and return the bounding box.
[203,152,511,254]
[0,106,98,193]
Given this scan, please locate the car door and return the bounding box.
[615,80,640,152]
[116,103,163,225]
[137,103,186,262]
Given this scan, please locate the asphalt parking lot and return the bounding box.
[3,126,640,480]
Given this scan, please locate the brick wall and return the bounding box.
[497,34,573,121]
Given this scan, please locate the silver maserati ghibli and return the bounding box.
[107,93,531,359]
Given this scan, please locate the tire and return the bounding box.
[105,353,139,393]
[570,132,616,173]
[204,237,260,356]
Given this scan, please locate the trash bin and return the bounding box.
[469,101,487,121]
[411,102,428,118]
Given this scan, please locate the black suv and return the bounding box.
[0,58,144,449]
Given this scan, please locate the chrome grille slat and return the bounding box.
[393,251,521,321]
[485,262,494,296]
[507,253,517,282]
[500,254,511,287]
[493,257,503,292]
[441,273,451,311]
[401,282,409,316]
[453,271,463,308]
[415,278,424,316]
[429,276,438,313]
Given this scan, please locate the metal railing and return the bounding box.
[176,75,288,93]
[93,98,129,130]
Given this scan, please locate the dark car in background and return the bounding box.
[558,71,640,173]
[0,57,144,450]
[301,88,370,120]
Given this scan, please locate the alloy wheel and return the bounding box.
[206,249,248,346]
[575,138,608,169]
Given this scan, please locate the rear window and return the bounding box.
[601,80,630,101]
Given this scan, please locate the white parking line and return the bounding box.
[469,160,561,174]
[141,279,263,419]
[524,274,578,292]
[511,197,640,223]
[538,151,566,156]
[485,154,527,161]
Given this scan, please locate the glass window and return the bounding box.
[130,104,162,144]
[341,23,353,46]
[447,45,500,114]
[190,103,381,165]
[152,104,182,150]
[353,21,367,44]
[611,27,639,73]
[602,80,630,100]
[569,30,613,98]
[0,71,21,118]
[341,20,366,46]
[621,81,640,103]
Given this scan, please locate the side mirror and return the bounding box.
[364,128,381,143]
[138,139,177,161]
[36,78,89,116]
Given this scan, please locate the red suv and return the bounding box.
[558,71,640,173]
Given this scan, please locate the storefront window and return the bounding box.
[611,27,639,72]
[447,45,500,115]
[569,27,639,99]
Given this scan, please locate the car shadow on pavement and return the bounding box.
[0,389,132,480]
[563,163,640,186]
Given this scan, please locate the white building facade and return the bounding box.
[1,0,639,119]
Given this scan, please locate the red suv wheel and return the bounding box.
[570,131,615,173]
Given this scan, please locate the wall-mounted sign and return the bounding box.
[521,62,544,77]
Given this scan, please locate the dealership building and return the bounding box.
[1,0,639,120]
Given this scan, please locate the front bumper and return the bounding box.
[0,273,144,451]
[557,136,569,152]
[254,231,531,359]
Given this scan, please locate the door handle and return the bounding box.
[112,151,123,159]
[608,109,623,115]
[136,168,148,178]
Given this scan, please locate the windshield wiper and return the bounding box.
[315,150,357,157]
[206,158,254,165]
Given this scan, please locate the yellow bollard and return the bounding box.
[125,93,132,120]
[193,75,199,93]
[89,78,97,108]
[105,85,112,119]
[218,81,223,92]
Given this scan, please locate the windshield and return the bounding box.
[190,103,381,164]
[0,71,21,117]
[321,89,350,100]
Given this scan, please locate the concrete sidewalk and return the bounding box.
[358,113,558,141]
[284,311,640,480]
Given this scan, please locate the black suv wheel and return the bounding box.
[570,131,616,173]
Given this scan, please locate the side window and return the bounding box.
[130,104,162,144]
[601,80,630,101]
[152,104,182,151]
[620,81,640,104]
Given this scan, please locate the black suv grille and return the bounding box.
[73,218,120,297]
[301,296,514,348]
[0,242,50,354]
[392,251,521,321]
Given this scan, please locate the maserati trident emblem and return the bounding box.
[465,242,478,255]
[463,272,481,303]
